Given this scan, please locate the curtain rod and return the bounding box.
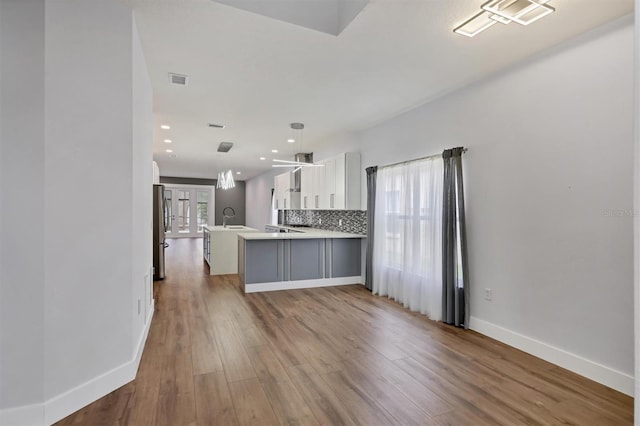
[380,148,468,170]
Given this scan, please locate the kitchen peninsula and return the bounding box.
[238,225,365,293]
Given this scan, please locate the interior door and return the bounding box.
[165,187,211,237]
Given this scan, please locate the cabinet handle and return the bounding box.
[315,195,319,209]
[284,199,287,209]
[304,196,307,209]
[330,193,335,209]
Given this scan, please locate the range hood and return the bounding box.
[292,153,312,192]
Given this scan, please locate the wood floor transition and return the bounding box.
[56,238,633,425]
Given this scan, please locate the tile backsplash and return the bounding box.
[283,210,367,235]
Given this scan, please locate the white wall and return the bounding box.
[358,19,635,392]
[44,0,134,400]
[634,0,639,416]
[131,17,154,357]
[0,1,154,424]
[0,0,46,413]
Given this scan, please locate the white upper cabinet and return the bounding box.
[300,152,360,210]
[274,171,300,210]
[300,166,314,210]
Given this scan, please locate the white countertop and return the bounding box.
[239,224,365,240]
[203,225,258,232]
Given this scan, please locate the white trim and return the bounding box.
[0,403,44,426]
[245,277,362,293]
[470,316,634,396]
[0,303,156,426]
[45,302,155,425]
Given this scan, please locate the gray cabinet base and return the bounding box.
[239,237,363,293]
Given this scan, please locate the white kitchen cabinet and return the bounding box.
[300,166,314,210]
[312,162,325,209]
[274,171,300,210]
[299,152,360,210]
[323,152,360,210]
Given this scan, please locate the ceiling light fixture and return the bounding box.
[272,123,324,170]
[160,124,170,129]
[236,171,241,175]
[287,139,295,143]
[260,157,266,160]
[166,149,173,153]
[272,149,278,153]
[454,0,554,38]
[164,139,172,143]
[217,170,236,190]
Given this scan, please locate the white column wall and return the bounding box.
[0,1,154,423]
[131,16,154,355]
[0,0,46,413]
[43,0,134,400]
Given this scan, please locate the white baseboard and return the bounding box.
[45,302,155,425]
[0,403,44,426]
[470,316,634,396]
[1,303,155,426]
[245,277,362,293]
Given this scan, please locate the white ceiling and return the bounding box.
[131,0,633,180]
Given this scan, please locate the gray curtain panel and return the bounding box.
[365,166,378,291]
[442,147,470,328]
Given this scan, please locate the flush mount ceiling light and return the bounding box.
[164,139,172,143]
[454,0,554,37]
[160,124,171,130]
[217,170,236,190]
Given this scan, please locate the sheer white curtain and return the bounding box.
[372,157,443,321]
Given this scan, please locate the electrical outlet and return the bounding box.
[484,288,492,301]
[339,219,343,226]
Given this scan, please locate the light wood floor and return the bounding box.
[57,238,633,425]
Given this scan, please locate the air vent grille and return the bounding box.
[217,142,234,153]
[168,73,188,85]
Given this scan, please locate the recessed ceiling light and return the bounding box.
[287,139,295,143]
[260,157,266,160]
[236,171,241,175]
[272,149,278,153]
[166,149,173,153]
[164,139,172,143]
[160,125,170,130]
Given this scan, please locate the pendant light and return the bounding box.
[217,169,235,190]
[272,123,324,169]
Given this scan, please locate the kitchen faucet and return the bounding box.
[222,206,236,228]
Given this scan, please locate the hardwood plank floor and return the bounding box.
[56,238,633,425]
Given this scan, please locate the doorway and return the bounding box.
[164,186,213,238]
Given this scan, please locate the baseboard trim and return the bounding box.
[244,277,362,293]
[1,302,156,426]
[470,316,634,396]
[45,302,155,425]
[0,402,44,426]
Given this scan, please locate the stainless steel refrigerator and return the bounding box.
[153,184,167,280]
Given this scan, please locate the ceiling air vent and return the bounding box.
[208,123,225,129]
[168,72,188,86]
[217,142,234,153]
